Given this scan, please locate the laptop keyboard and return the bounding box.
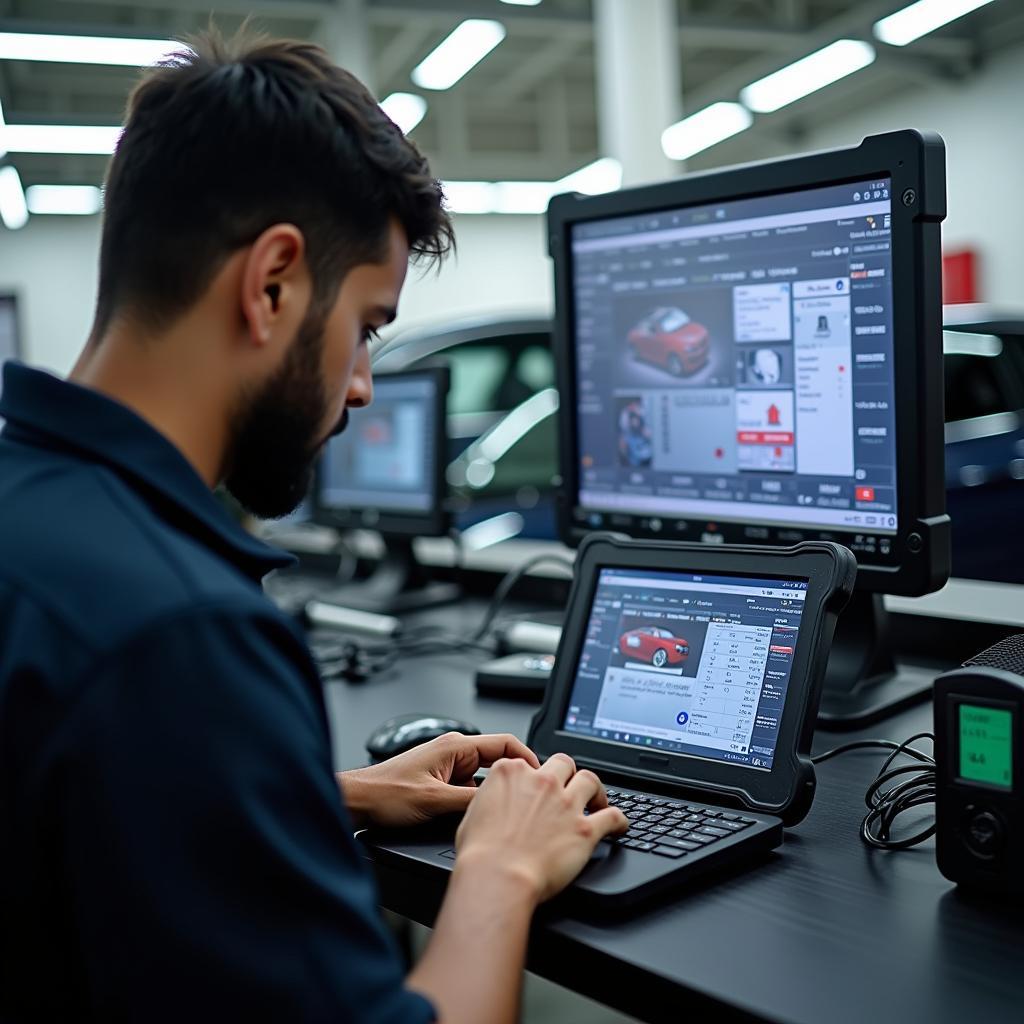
[603,789,758,859]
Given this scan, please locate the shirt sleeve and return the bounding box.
[61,603,436,1024]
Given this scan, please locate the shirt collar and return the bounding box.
[0,362,294,581]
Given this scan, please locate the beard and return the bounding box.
[223,304,347,519]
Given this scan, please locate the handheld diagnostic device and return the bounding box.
[935,637,1024,894]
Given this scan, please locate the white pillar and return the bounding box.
[318,0,375,96]
[594,0,681,187]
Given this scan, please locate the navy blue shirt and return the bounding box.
[0,363,434,1023]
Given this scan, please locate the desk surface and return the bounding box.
[321,600,1024,1024]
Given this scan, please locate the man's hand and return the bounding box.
[453,752,629,904]
[337,732,540,829]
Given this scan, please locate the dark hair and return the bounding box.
[94,26,453,335]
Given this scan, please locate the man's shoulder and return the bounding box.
[0,443,277,652]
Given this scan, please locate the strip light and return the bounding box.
[0,166,28,230]
[661,102,753,161]
[411,20,506,91]
[874,0,997,47]
[500,0,543,5]
[442,158,622,215]
[2,124,122,154]
[0,31,179,67]
[740,39,876,113]
[26,184,103,215]
[379,92,427,134]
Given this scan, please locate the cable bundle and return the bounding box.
[813,734,936,850]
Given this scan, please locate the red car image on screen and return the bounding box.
[618,626,690,668]
[627,307,710,377]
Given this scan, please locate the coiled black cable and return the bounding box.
[813,732,936,851]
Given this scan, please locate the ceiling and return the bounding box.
[1,0,1023,191]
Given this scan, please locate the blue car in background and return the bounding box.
[376,307,1024,583]
[943,306,1024,583]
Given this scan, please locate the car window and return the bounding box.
[658,309,690,332]
[943,352,1009,423]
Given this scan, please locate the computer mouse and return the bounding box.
[366,714,481,762]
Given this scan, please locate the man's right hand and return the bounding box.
[453,753,628,904]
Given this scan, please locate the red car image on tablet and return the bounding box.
[627,307,710,377]
[618,626,690,668]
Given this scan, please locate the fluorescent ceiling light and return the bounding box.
[26,184,103,215]
[442,158,622,215]
[0,96,6,159]
[411,19,506,90]
[500,0,543,5]
[0,31,180,66]
[740,39,875,113]
[661,102,753,161]
[0,166,28,230]
[379,92,427,134]
[874,0,997,47]
[2,124,121,154]
[558,157,623,195]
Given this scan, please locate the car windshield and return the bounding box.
[658,309,690,332]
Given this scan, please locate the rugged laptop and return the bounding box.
[361,534,855,911]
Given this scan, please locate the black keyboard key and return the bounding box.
[667,829,689,839]
[649,825,669,834]
[683,832,715,845]
[739,817,757,825]
[702,810,722,818]
[623,838,642,849]
[665,801,685,810]
[685,813,704,823]
[661,837,701,851]
[721,813,741,821]
[649,799,667,807]
[636,841,655,851]
[697,825,730,838]
[652,845,687,859]
[715,820,747,832]
[606,790,618,798]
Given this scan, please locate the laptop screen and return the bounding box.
[562,567,809,772]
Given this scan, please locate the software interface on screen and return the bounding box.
[319,374,435,514]
[563,568,809,771]
[571,178,897,535]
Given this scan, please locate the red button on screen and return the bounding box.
[856,486,876,502]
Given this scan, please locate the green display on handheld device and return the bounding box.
[958,704,1013,790]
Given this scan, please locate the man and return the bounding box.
[0,29,626,1023]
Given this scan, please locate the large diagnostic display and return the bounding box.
[570,178,897,535]
[562,567,809,771]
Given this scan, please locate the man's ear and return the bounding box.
[239,223,308,348]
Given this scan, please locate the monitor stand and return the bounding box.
[315,537,460,615]
[816,592,935,731]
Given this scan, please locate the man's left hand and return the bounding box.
[337,732,540,829]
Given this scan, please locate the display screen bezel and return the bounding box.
[548,131,948,597]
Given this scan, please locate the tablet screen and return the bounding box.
[562,568,809,771]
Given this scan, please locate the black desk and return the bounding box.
[321,601,1024,1024]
